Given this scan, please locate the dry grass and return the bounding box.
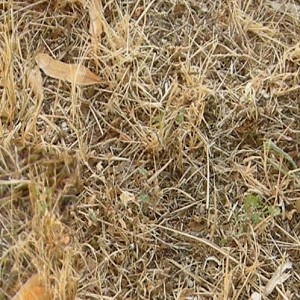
[1,0,300,299]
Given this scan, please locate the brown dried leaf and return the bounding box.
[12,274,52,300]
[35,53,101,86]
[28,66,43,100]
[120,190,135,208]
[88,0,103,37]
[285,208,297,220]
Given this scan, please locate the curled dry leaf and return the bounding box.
[12,273,52,300]
[35,53,101,86]
[28,66,43,100]
[264,261,292,296]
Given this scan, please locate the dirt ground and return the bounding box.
[1,1,300,299]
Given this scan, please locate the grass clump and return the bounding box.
[1,0,300,299]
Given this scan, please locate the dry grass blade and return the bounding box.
[35,53,101,86]
[156,225,239,265]
[0,179,30,185]
[295,199,300,213]
[264,140,297,170]
[3,1,300,299]
[12,274,52,300]
[268,1,300,18]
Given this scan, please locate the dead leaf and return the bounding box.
[12,273,52,300]
[35,53,101,86]
[88,0,103,37]
[28,66,43,100]
[86,0,103,55]
[249,292,261,300]
[120,190,135,208]
[264,261,292,296]
[188,215,206,231]
[285,208,297,220]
